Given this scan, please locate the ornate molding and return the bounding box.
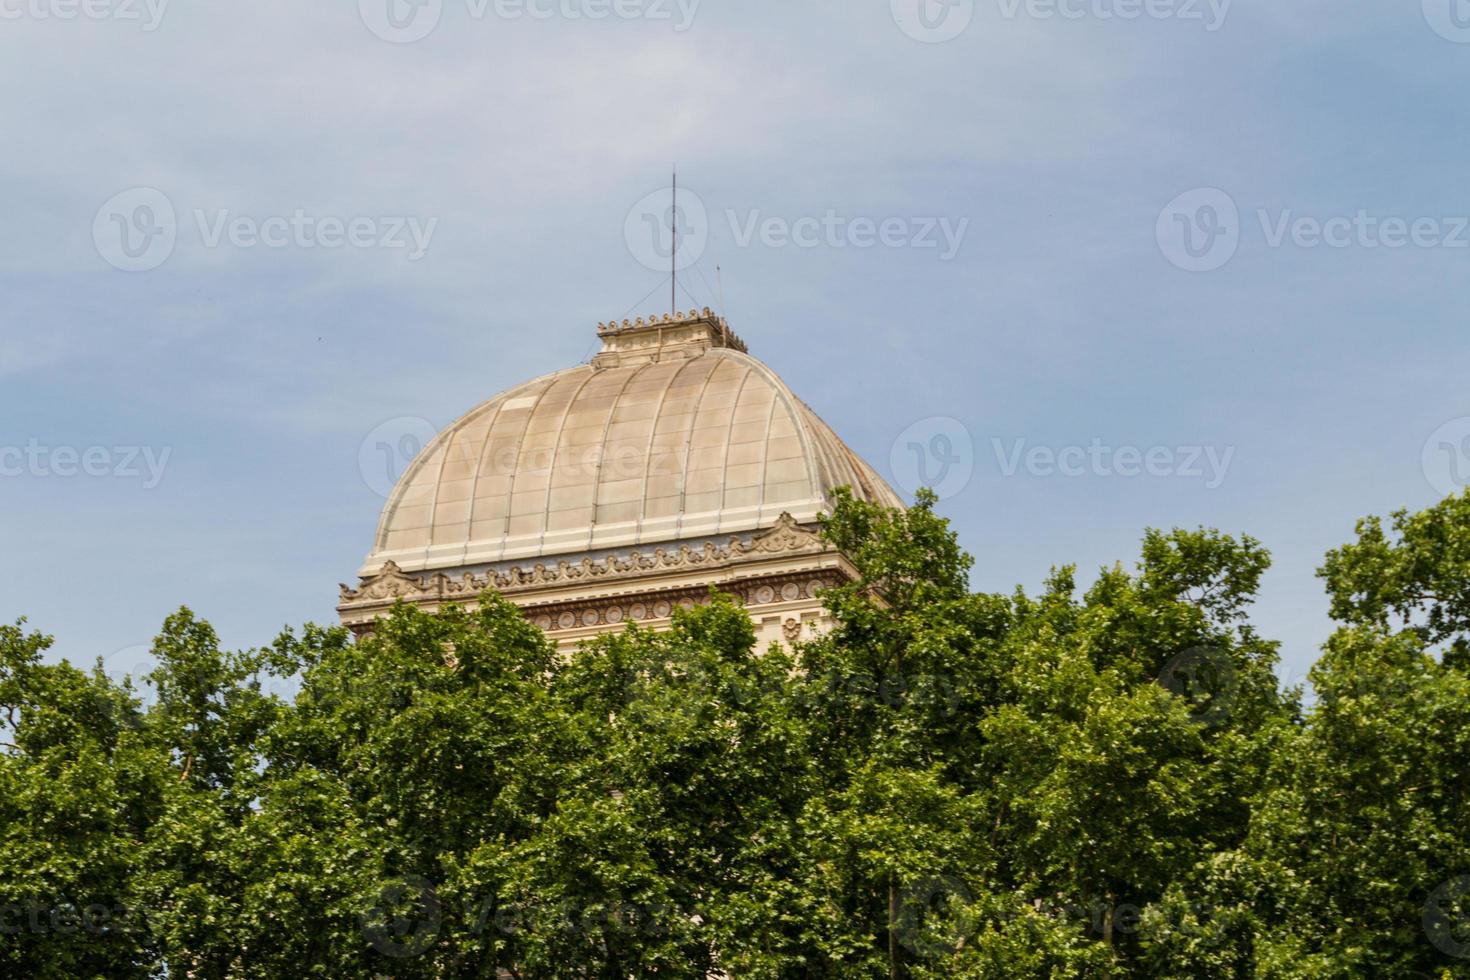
[339,512,827,615]
[338,560,423,602]
[343,566,837,637]
[745,512,818,554]
[523,569,836,635]
[595,308,747,353]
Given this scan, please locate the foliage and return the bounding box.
[1,490,1467,976]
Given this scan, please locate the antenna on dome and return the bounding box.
[670,167,678,316]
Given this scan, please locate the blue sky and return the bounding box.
[3,0,1467,692]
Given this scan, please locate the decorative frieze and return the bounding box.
[520,571,836,634]
[594,308,748,353]
[338,512,835,633]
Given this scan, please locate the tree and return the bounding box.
[1218,491,1470,978]
[797,491,1290,977]
[1137,492,1470,979]
[1320,489,1470,668]
[2,490,1468,977]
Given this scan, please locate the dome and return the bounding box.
[363,311,903,576]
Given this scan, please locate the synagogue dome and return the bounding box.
[363,310,903,576]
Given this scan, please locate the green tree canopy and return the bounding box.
[1,490,1467,977]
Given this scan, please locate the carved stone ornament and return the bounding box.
[337,560,422,602]
[339,512,826,610]
[745,512,821,555]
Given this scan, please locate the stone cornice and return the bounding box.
[339,512,826,615]
[594,308,746,351]
[523,567,839,635]
[590,308,747,370]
